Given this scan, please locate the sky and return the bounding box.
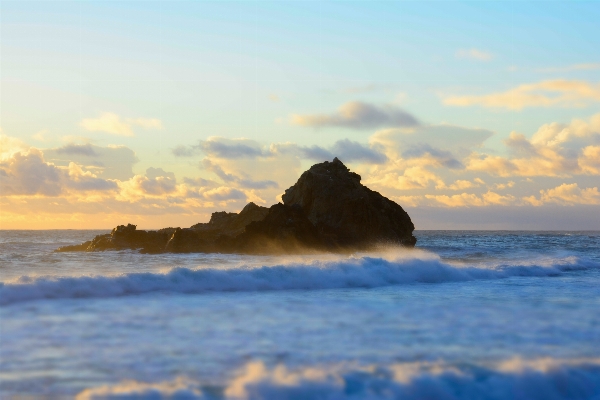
[1,1,599,230]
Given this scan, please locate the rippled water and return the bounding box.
[1,230,599,399]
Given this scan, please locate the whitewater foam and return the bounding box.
[1,254,597,306]
[75,358,600,400]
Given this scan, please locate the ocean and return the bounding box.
[1,230,599,399]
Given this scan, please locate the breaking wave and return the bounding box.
[1,254,597,305]
[76,358,600,400]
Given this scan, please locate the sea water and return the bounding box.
[1,230,599,399]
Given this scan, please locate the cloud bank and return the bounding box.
[2,112,599,228]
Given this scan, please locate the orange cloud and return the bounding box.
[579,145,600,174]
[425,191,515,207]
[443,80,600,110]
[445,179,480,191]
[526,183,600,206]
[467,113,600,177]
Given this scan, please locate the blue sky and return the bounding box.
[1,1,599,229]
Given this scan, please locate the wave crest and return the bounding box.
[1,255,597,305]
[76,358,600,400]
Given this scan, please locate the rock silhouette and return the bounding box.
[282,157,415,247]
[56,158,416,254]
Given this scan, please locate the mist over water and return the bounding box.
[1,231,599,398]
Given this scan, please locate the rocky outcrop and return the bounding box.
[164,228,207,253]
[227,203,327,253]
[161,202,270,253]
[282,157,416,247]
[191,202,269,238]
[56,224,177,253]
[55,159,416,254]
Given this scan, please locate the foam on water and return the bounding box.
[76,358,600,400]
[1,253,597,305]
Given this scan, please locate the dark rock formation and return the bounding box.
[161,202,270,253]
[229,203,327,253]
[191,202,269,238]
[164,228,207,253]
[55,159,416,254]
[55,241,93,252]
[282,157,416,247]
[56,224,177,253]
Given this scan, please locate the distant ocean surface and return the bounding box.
[1,230,600,399]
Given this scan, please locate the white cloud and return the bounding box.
[81,113,134,136]
[371,124,493,162]
[466,113,600,177]
[446,180,478,190]
[526,183,600,206]
[0,141,268,226]
[493,181,515,190]
[0,149,118,197]
[360,124,492,196]
[366,165,446,191]
[0,134,30,161]
[443,80,600,110]
[80,113,163,136]
[0,149,63,196]
[579,145,600,174]
[390,195,422,208]
[530,114,600,148]
[44,143,139,181]
[426,191,515,207]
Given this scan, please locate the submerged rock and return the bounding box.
[55,159,416,254]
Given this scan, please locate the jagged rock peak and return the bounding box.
[300,157,362,183]
[282,158,415,247]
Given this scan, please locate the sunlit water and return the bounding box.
[1,230,600,399]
